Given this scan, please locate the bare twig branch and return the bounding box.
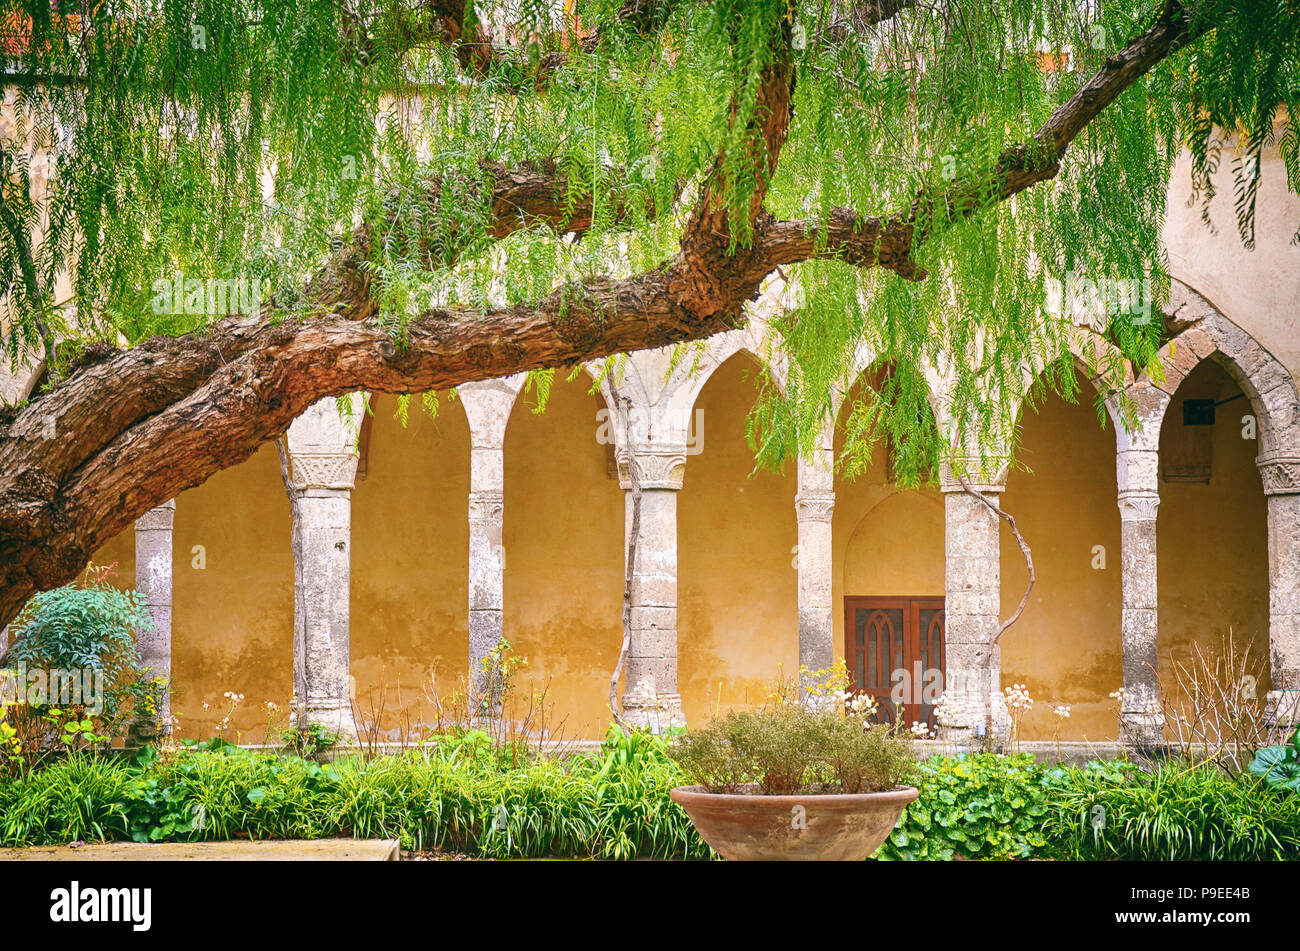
[956,471,1035,648]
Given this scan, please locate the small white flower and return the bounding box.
[1003,683,1034,713]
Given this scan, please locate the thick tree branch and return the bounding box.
[0,2,1208,627]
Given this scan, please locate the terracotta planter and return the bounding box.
[670,784,919,861]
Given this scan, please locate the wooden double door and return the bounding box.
[844,597,946,729]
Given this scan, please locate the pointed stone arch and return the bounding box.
[1141,282,1300,458]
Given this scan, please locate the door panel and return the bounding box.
[851,603,905,724]
[845,597,945,729]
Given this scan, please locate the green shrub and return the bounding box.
[3,578,163,761]
[876,753,1053,860]
[5,582,152,712]
[668,707,913,794]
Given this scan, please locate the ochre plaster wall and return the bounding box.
[171,443,293,739]
[1156,365,1270,708]
[1000,386,1123,741]
[90,443,292,739]
[350,394,470,738]
[503,375,624,739]
[89,530,135,593]
[678,356,798,721]
[999,366,1268,741]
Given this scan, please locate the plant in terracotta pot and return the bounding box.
[668,686,917,861]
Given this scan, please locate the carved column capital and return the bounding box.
[1257,452,1300,496]
[288,451,358,492]
[618,447,687,491]
[1118,489,1161,521]
[468,491,505,523]
[795,492,836,522]
[938,457,1009,494]
[135,500,176,531]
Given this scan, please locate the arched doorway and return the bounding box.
[503,374,623,738]
[1157,359,1270,703]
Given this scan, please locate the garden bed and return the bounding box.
[2,729,1297,861]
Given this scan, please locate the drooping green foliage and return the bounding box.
[1,0,1296,480]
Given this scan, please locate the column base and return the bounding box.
[1119,709,1166,751]
[290,701,357,745]
[620,688,685,734]
[1265,688,1300,736]
[939,667,1010,749]
[125,716,173,749]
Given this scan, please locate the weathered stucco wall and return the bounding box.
[503,375,624,739]
[90,444,292,739]
[1164,137,1300,380]
[678,355,798,720]
[89,531,136,597]
[350,394,470,738]
[171,443,293,738]
[1000,385,1124,740]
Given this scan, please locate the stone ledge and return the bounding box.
[0,838,400,861]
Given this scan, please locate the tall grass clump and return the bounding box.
[1045,760,1300,861]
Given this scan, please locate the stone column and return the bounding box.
[795,424,836,696]
[619,446,687,730]
[467,489,504,718]
[1257,451,1300,728]
[133,500,176,733]
[940,466,1009,743]
[460,377,522,722]
[1116,445,1163,745]
[285,399,361,741]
